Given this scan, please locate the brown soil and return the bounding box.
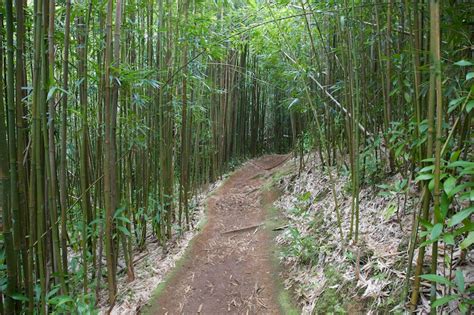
[146,155,289,315]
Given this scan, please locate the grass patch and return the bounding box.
[266,210,300,315]
[313,266,347,314]
[270,162,295,185]
[261,180,300,314]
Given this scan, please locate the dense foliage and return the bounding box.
[0,0,472,313]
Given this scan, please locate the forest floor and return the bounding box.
[144,154,293,315]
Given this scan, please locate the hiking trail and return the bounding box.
[146,155,290,314]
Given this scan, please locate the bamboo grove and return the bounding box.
[0,0,293,312]
[0,0,473,313]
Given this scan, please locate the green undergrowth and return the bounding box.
[263,161,295,191]
[261,169,300,315]
[313,266,348,313]
[316,246,403,314]
[265,204,300,315]
[274,180,410,314]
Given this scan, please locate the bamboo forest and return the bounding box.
[0,0,473,313]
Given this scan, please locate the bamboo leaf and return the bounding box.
[448,97,464,113]
[49,295,74,306]
[443,176,457,197]
[419,238,436,247]
[447,160,474,168]
[443,234,455,246]
[467,100,474,113]
[46,86,69,101]
[460,303,469,314]
[420,274,453,286]
[459,190,474,201]
[383,204,396,220]
[460,168,474,176]
[429,178,435,191]
[46,287,60,300]
[117,226,131,237]
[448,207,474,227]
[415,173,433,181]
[419,165,435,173]
[460,231,474,249]
[11,293,29,302]
[454,60,473,66]
[246,0,257,8]
[450,150,461,162]
[47,86,58,101]
[449,182,474,197]
[431,223,443,241]
[453,222,474,237]
[455,269,465,293]
[113,206,127,219]
[288,98,300,109]
[432,295,458,307]
[115,215,132,224]
[419,219,433,229]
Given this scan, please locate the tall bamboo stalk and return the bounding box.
[429,0,443,312]
[1,3,19,312]
[104,0,117,303]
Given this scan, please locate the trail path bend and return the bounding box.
[147,155,289,315]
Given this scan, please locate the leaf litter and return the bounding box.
[98,179,223,314]
[274,155,473,314]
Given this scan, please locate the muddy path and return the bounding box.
[145,155,290,315]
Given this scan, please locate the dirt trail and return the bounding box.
[146,155,289,315]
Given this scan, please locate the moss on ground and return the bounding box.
[312,266,347,314]
[266,216,300,314]
[262,172,300,314]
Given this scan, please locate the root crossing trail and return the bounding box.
[147,155,289,315]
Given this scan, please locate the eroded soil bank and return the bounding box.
[145,155,290,314]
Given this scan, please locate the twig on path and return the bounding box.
[221,223,264,235]
[263,155,290,170]
[272,225,288,231]
[246,187,260,195]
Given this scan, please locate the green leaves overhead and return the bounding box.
[2,0,473,313]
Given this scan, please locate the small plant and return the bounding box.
[377,179,409,225]
[419,270,471,313]
[414,156,474,313]
[283,226,318,265]
[313,266,347,313]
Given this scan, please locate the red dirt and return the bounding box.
[146,155,289,315]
